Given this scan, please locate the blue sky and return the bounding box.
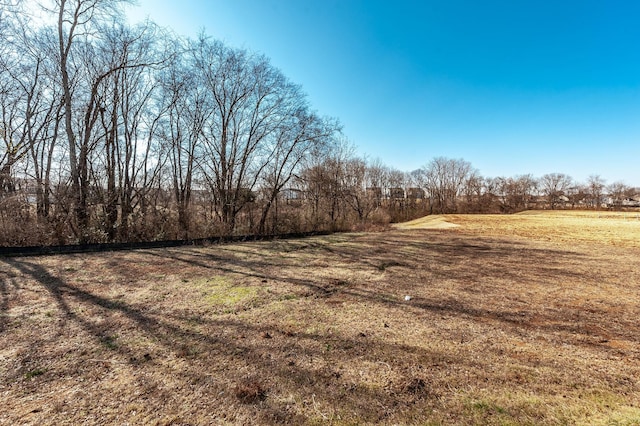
[126,0,640,185]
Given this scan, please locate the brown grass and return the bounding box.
[1,211,640,425]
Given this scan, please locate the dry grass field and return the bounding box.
[1,211,640,425]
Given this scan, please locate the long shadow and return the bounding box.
[2,258,166,363]
[0,267,24,333]
[140,248,339,297]
[2,230,638,423]
[139,233,638,351]
[145,231,590,297]
[2,256,456,423]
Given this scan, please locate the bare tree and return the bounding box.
[54,0,139,241]
[191,37,340,235]
[156,41,208,238]
[493,174,537,212]
[19,27,64,222]
[419,157,474,214]
[299,142,353,231]
[607,181,631,209]
[340,157,380,224]
[0,10,32,194]
[0,73,30,194]
[460,170,485,213]
[91,21,167,240]
[257,111,338,234]
[539,173,572,209]
[565,184,588,209]
[587,174,606,209]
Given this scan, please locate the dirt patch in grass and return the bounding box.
[393,214,461,230]
[1,211,640,425]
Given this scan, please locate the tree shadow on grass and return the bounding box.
[1,255,452,424]
[137,231,639,359]
[2,229,638,424]
[0,269,17,333]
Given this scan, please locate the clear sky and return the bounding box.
[126,0,640,185]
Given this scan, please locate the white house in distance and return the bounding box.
[602,195,640,208]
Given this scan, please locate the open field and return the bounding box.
[396,210,640,248]
[1,211,640,425]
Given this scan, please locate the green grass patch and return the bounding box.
[194,276,260,307]
[25,368,46,379]
[100,334,119,350]
[470,399,508,415]
[463,398,517,425]
[588,405,640,426]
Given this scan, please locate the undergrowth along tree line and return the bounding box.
[1,0,638,247]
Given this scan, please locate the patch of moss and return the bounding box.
[463,398,513,423]
[194,276,259,306]
[25,368,46,379]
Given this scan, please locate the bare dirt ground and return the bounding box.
[1,211,640,425]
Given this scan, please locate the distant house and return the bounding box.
[622,197,640,207]
[603,196,640,208]
[366,187,383,199]
[282,187,304,201]
[12,178,39,205]
[406,187,426,200]
[388,187,405,200]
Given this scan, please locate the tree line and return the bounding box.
[0,0,637,246]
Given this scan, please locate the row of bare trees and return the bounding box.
[1,0,342,244]
[1,1,637,246]
[283,156,637,226]
[414,160,635,214]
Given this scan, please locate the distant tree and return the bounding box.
[477,176,500,212]
[490,174,538,212]
[403,168,430,217]
[419,157,474,214]
[539,173,572,209]
[189,37,340,235]
[460,171,485,213]
[607,181,631,208]
[300,156,344,231]
[565,184,588,209]
[587,175,606,209]
[255,110,338,234]
[341,157,378,223]
[515,174,538,209]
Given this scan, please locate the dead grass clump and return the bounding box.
[402,377,427,394]
[377,260,405,271]
[234,378,267,404]
[395,376,437,403]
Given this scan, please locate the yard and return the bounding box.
[1,211,639,425]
